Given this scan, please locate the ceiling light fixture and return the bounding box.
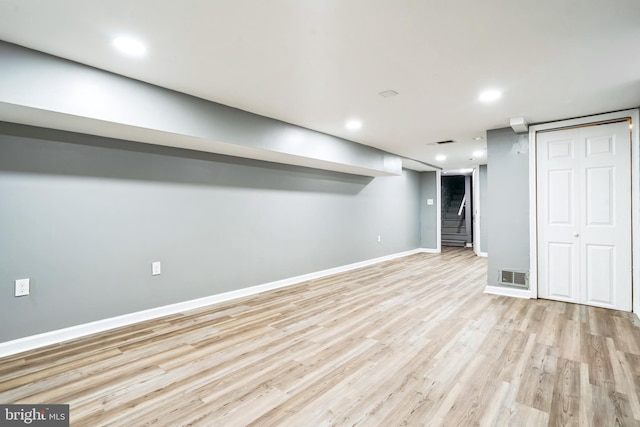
[473,150,484,157]
[112,36,147,56]
[345,120,362,130]
[435,154,446,162]
[472,136,484,141]
[478,89,502,103]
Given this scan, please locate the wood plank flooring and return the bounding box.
[1,248,639,426]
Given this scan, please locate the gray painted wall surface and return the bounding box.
[479,165,488,254]
[0,123,421,342]
[486,128,530,287]
[419,171,438,249]
[0,41,401,176]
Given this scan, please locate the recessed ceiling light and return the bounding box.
[345,120,362,130]
[435,154,446,162]
[473,150,484,157]
[112,36,146,56]
[472,136,484,141]
[478,89,502,103]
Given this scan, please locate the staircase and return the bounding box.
[442,191,467,247]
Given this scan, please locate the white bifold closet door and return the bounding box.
[537,121,631,311]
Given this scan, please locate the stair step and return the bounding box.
[441,234,467,241]
[443,213,464,219]
[442,240,466,247]
[442,223,462,229]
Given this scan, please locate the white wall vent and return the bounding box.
[499,270,528,288]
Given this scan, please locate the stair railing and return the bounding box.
[457,194,466,216]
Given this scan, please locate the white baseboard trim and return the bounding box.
[484,285,532,299]
[417,248,440,254]
[478,252,488,258]
[0,248,423,358]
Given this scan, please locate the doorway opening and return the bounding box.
[441,173,472,247]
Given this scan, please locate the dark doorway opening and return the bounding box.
[441,174,472,247]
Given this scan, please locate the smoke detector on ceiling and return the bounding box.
[425,140,456,146]
[378,90,398,98]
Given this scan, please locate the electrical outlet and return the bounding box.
[152,261,161,276]
[15,278,30,297]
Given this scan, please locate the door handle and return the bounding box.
[574,233,579,238]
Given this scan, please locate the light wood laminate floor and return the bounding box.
[1,248,640,426]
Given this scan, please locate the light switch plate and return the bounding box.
[152,262,161,276]
[427,199,434,205]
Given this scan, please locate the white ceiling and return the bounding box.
[0,0,639,171]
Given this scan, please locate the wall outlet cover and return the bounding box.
[15,278,30,297]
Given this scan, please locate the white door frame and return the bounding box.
[472,167,479,256]
[436,170,442,253]
[472,166,483,256]
[528,108,640,315]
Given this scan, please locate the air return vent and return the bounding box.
[499,270,528,288]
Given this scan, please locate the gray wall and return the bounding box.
[0,123,421,342]
[486,128,530,287]
[479,165,488,254]
[0,41,401,176]
[419,171,438,249]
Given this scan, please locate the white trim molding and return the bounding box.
[528,108,639,315]
[484,285,532,299]
[528,123,539,300]
[436,170,442,253]
[472,166,480,256]
[0,248,424,358]
[418,247,441,254]
[478,252,488,258]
